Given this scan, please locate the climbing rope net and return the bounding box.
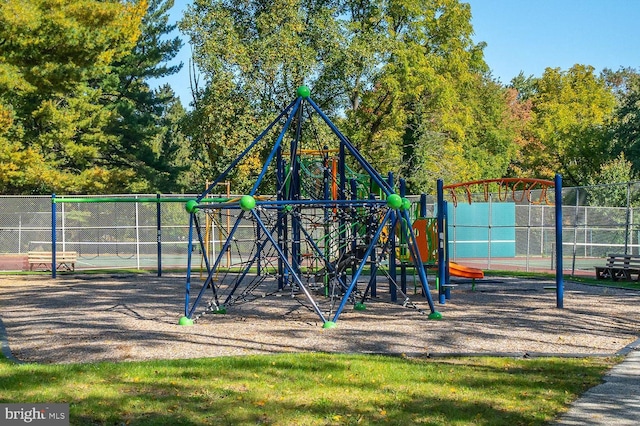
[182,86,441,327]
[188,196,430,324]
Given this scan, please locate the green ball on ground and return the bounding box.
[178,316,194,326]
[428,311,443,320]
[354,302,366,311]
[322,321,337,329]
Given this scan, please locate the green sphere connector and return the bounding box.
[239,195,256,211]
[283,205,293,212]
[185,199,198,213]
[354,302,366,311]
[322,321,337,329]
[386,194,403,209]
[428,311,443,320]
[401,197,411,211]
[297,85,311,99]
[178,316,194,326]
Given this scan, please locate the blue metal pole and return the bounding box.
[400,208,438,314]
[198,98,298,201]
[437,180,446,304]
[399,178,407,295]
[184,213,195,316]
[443,201,451,298]
[306,98,392,195]
[555,173,564,308]
[291,103,304,277]
[51,194,57,279]
[197,199,388,209]
[256,210,262,276]
[250,98,301,195]
[388,173,397,302]
[332,208,394,323]
[156,193,162,277]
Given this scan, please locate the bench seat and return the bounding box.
[595,254,640,281]
[27,251,77,272]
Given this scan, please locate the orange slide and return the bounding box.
[411,217,484,280]
[448,262,484,279]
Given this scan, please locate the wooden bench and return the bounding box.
[27,251,77,272]
[595,253,640,281]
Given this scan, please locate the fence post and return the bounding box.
[487,193,492,270]
[571,187,579,275]
[526,201,531,272]
[157,193,162,277]
[51,194,57,279]
[625,182,631,254]
[135,197,140,270]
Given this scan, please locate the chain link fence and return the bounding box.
[442,181,640,276]
[1,181,639,276]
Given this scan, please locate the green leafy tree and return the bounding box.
[0,0,186,194]
[509,72,537,101]
[180,78,266,193]
[101,0,187,193]
[503,86,534,178]
[522,65,616,186]
[607,68,640,175]
[153,85,192,192]
[586,153,637,207]
[180,0,358,192]
[180,0,518,193]
[0,0,146,194]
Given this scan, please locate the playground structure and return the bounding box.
[180,87,566,327]
[180,86,444,328]
[437,177,564,307]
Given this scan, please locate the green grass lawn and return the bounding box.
[0,353,616,425]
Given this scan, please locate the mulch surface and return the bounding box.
[0,274,638,364]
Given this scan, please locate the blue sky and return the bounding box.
[156,0,640,106]
[470,0,640,83]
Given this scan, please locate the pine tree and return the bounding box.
[101,0,186,193]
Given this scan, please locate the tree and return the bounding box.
[100,0,187,193]
[0,0,146,194]
[521,65,616,186]
[180,78,266,193]
[180,0,519,193]
[607,68,640,175]
[509,72,537,101]
[586,153,637,208]
[503,85,534,178]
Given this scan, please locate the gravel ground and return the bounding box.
[0,274,638,364]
